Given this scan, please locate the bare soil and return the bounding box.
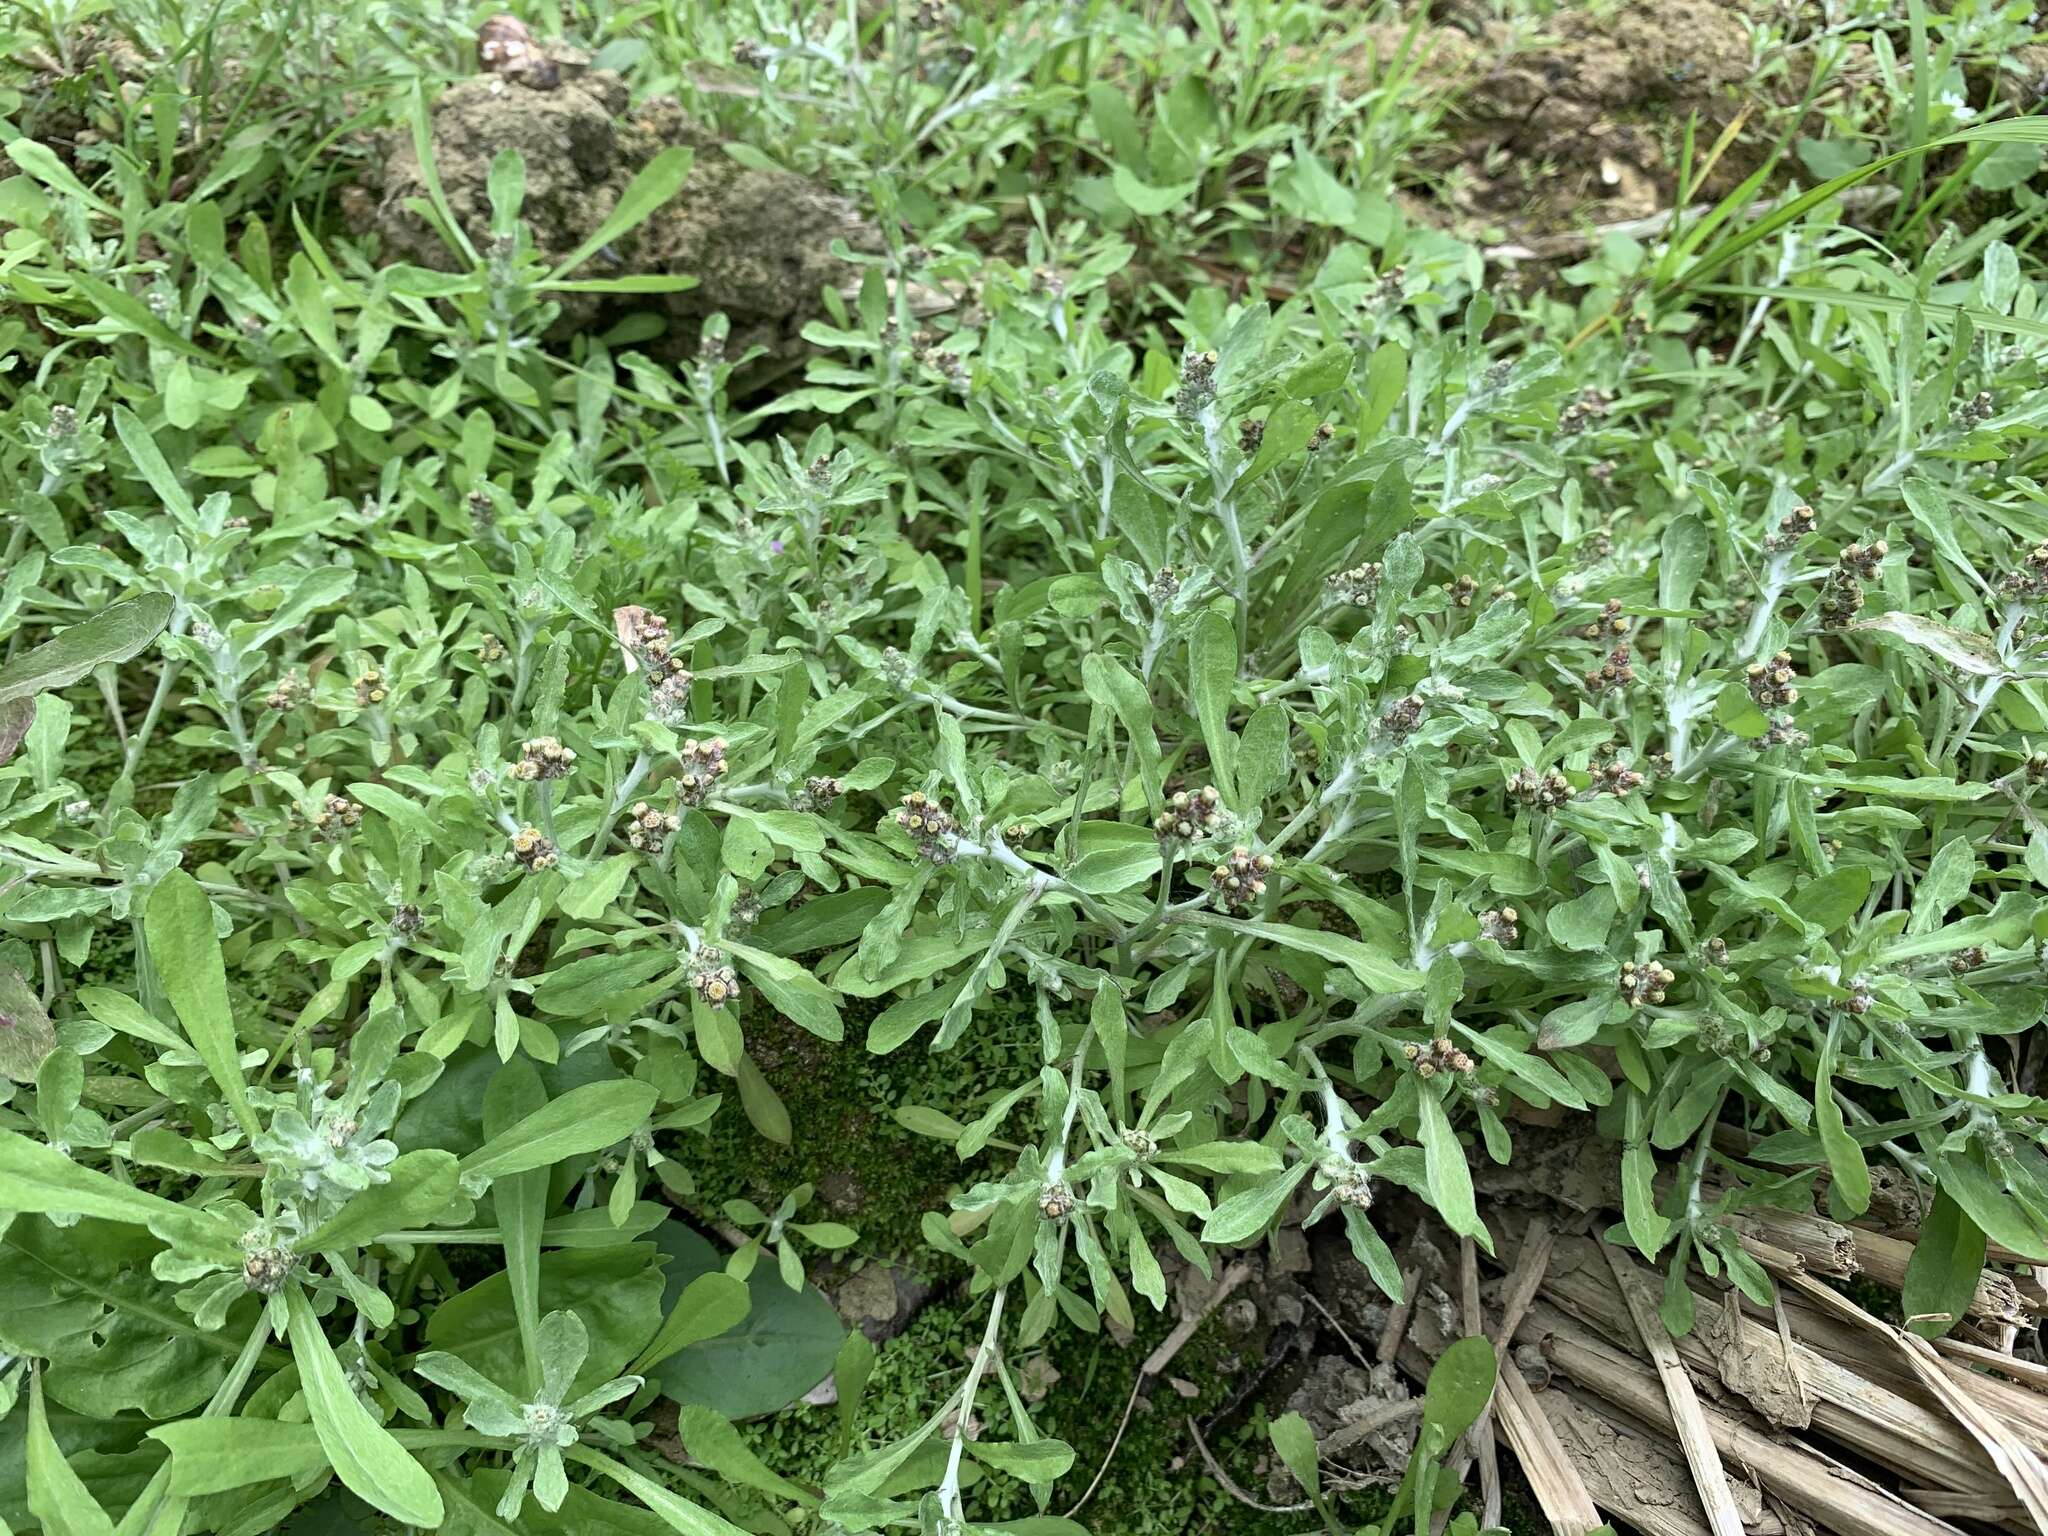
[1347,0,1758,237]
[365,67,877,359]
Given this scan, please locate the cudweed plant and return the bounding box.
[8,1,2048,1533]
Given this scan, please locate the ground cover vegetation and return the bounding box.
[6,1,2048,1533]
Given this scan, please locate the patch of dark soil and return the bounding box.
[1348,0,1759,236]
[363,66,878,360]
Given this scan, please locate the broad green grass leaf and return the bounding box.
[551,147,696,278]
[459,1080,658,1182]
[1418,1088,1490,1253]
[0,593,174,707]
[1815,1023,1870,1218]
[144,872,259,1142]
[150,1418,326,1496]
[1902,1189,1987,1339]
[724,941,844,1041]
[28,1369,115,1536]
[285,1288,443,1527]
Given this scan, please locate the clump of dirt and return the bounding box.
[366,68,878,358]
[1351,0,1758,235]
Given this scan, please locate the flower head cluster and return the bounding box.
[1576,598,1629,643]
[416,1311,640,1522]
[626,801,678,851]
[1763,503,1817,553]
[1507,766,1570,812]
[675,737,729,806]
[1478,906,1520,945]
[1820,540,1887,628]
[1208,846,1273,911]
[690,947,740,1007]
[1174,349,1218,417]
[1037,1181,1076,1220]
[1583,640,1636,695]
[795,774,843,811]
[242,1244,298,1295]
[1154,785,1223,846]
[310,794,362,840]
[1443,573,1478,608]
[511,826,559,872]
[1954,390,1995,430]
[264,672,304,711]
[615,606,694,723]
[1558,387,1611,435]
[513,736,577,782]
[1587,757,1644,797]
[1618,959,1677,1009]
[2002,543,2048,602]
[354,669,387,708]
[1379,694,1425,738]
[1746,651,1800,709]
[1950,945,1988,975]
[1328,561,1383,609]
[896,791,957,862]
[1404,1037,1475,1078]
[1752,714,1809,752]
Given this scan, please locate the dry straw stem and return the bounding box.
[1769,1261,2048,1534]
[1597,1243,1748,1536]
[1495,1367,1604,1535]
[1439,1221,1555,1516]
[1541,1234,1993,1493]
[1533,1307,1970,1536]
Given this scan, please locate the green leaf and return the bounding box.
[1789,866,1870,934]
[647,1222,843,1419]
[1421,1335,1497,1446]
[1189,609,1239,805]
[28,1369,115,1536]
[724,941,844,1041]
[426,1244,666,1400]
[1902,1189,1986,1339]
[1814,1022,1870,1218]
[301,1149,460,1251]
[0,594,174,707]
[1194,914,1421,992]
[1546,885,1616,951]
[1418,1088,1490,1253]
[673,1404,813,1502]
[1,1218,238,1418]
[1110,164,1198,215]
[968,1438,1077,1486]
[530,949,676,1015]
[1200,1163,1309,1244]
[144,872,259,1143]
[631,1272,751,1375]
[150,1417,326,1496]
[1935,1152,2048,1261]
[1267,1412,1320,1500]
[571,1447,747,1536]
[0,961,59,1082]
[459,1080,658,1182]
[551,147,696,278]
[0,1128,233,1249]
[285,1287,444,1527]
